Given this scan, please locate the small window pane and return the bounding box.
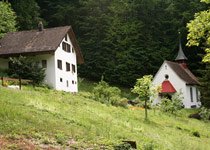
[190,87,193,102]
[66,62,70,72]
[57,60,62,70]
[67,80,69,87]
[60,78,63,82]
[62,42,66,51]
[67,44,71,53]
[42,60,47,68]
[72,64,76,73]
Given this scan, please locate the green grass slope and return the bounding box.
[0,80,210,149]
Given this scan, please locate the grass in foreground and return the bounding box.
[0,81,209,149]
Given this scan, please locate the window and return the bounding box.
[62,42,71,53]
[72,80,74,84]
[190,87,193,102]
[67,80,69,87]
[60,78,63,82]
[72,64,76,73]
[42,60,47,68]
[67,44,71,53]
[57,60,62,70]
[66,62,70,72]
[62,42,66,51]
[72,47,75,53]
[196,89,199,102]
[165,74,169,80]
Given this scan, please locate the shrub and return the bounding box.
[92,77,127,107]
[199,107,210,121]
[9,56,45,85]
[159,90,183,117]
[0,68,9,77]
[110,96,128,108]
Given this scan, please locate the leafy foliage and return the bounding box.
[186,0,210,63]
[199,107,210,121]
[0,1,16,38]
[92,77,127,108]
[9,56,45,85]
[159,90,184,116]
[198,63,210,108]
[132,75,160,120]
[4,0,206,86]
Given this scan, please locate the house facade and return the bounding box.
[152,39,201,108]
[0,23,84,93]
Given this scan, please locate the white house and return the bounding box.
[0,22,84,93]
[152,39,201,108]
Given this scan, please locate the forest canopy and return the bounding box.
[3,0,208,87]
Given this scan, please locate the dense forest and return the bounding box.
[6,0,209,87]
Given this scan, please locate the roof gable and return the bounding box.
[166,61,199,85]
[0,26,84,64]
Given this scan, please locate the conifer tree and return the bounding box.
[199,64,210,108]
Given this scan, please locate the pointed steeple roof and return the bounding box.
[175,33,188,61]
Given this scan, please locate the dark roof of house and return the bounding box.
[166,61,199,85]
[0,26,84,64]
[175,38,188,61]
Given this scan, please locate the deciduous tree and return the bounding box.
[132,75,160,120]
[0,1,16,38]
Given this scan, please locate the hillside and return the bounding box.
[0,81,210,149]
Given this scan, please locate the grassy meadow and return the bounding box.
[0,79,209,149]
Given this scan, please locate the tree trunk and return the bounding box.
[19,78,21,90]
[145,99,148,120]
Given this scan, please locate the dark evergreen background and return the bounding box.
[8,0,207,87]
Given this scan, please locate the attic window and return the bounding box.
[165,65,167,70]
[62,42,71,53]
[62,42,66,51]
[65,35,67,41]
[72,47,75,53]
[67,44,71,53]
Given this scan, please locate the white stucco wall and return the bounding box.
[54,34,78,93]
[31,54,56,88]
[152,61,201,108]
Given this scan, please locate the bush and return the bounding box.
[0,68,9,77]
[92,77,128,107]
[110,96,128,108]
[199,107,210,121]
[9,56,45,85]
[159,90,183,116]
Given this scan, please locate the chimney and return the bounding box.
[38,21,43,31]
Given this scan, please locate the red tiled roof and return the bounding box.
[166,61,199,85]
[0,26,84,64]
[161,80,176,93]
